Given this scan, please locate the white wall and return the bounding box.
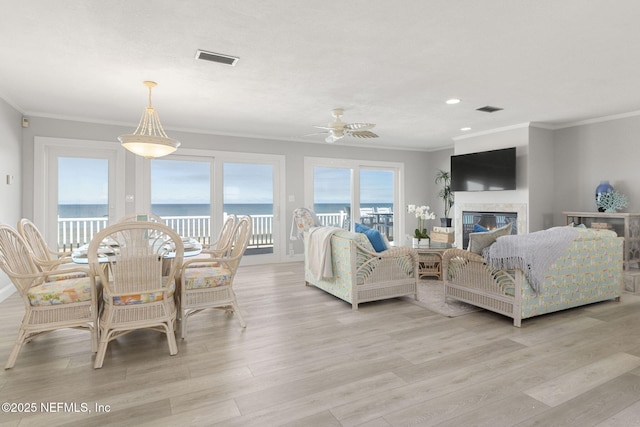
[0,98,23,299]
[553,113,640,224]
[528,126,556,230]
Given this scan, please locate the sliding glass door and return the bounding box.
[142,150,285,264]
[34,137,125,251]
[305,158,403,242]
[150,157,213,245]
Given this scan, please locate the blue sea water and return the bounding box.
[57,203,394,218]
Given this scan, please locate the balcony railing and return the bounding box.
[58,212,350,252]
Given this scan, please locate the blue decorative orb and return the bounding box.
[595,181,614,212]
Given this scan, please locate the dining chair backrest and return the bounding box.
[211,214,237,255]
[227,216,252,272]
[0,225,40,294]
[17,218,65,271]
[88,221,184,295]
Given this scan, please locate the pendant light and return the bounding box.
[118,81,180,158]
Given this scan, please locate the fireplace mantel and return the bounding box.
[454,203,527,248]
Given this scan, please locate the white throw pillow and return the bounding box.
[468,223,512,254]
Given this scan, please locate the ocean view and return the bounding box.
[57,203,394,218]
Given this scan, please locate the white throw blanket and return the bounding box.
[484,226,578,293]
[307,226,343,280]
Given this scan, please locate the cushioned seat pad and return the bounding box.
[104,277,175,306]
[183,266,232,290]
[27,276,93,306]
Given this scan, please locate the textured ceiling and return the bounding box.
[1,1,639,151]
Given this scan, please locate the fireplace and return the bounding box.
[461,211,518,249]
[455,203,527,249]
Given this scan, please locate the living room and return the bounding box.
[2,2,640,424]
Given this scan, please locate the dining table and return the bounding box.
[71,236,203,264]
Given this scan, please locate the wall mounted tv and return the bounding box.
[450,147,516,192]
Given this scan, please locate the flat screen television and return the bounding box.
[450,147,516,192]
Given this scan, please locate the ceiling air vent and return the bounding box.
[195,50,239,66]
[476,105,503,113]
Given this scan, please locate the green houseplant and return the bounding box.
[435,169,454,227]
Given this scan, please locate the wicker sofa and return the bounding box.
[304,229,419,309]
[442,228,624,326]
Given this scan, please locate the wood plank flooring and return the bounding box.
[1,262,640,426]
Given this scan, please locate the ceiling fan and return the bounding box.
[308,108,378,143]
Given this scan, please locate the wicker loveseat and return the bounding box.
[304,229,419,309]
[442,228,624,327]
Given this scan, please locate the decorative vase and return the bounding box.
[412,237,430,248]
[595,181,614,212]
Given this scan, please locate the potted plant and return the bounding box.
[407,204,436,247]
[435,169,454,227]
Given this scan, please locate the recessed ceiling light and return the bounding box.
[446,98,461,105]
[460,127,471,131]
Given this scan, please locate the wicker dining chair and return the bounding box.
[88,221,184,369]
[0,224,98,369]
[17,218,87,280]
[180,216,252,338]
[184,215,237,269]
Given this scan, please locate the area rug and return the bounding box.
[403,279,483,317]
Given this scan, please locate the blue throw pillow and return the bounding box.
[354,222,387,252]
[354,222,369,233]
[473,223,489,232]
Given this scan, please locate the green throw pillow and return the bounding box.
[468,223,512,254]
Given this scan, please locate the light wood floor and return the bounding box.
[2,262,640,426]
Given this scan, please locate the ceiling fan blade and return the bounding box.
[345,123,375,131]
[349,130,379,138]
[313,125,335,130]
[303,131,329,137]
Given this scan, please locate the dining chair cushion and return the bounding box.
[182,266,232,290]
[46,270,88,282]
[27,276,94,306]
[183,261,220,269]
[103,277,176,306]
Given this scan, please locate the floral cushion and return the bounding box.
[104,277,175,306]
[184,261,220,268]
[183,266,232,290]
[46,270,87,281]
[27,276,93,306]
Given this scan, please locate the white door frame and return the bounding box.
[34,137,125,249]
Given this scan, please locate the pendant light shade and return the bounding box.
[118,81,180,158]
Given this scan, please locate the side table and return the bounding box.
[391,241,453,280]
[396,241,453,280]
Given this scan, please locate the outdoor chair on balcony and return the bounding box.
[17,218,87,281]
[180,216,252,338]
[88,221,183,368]
[0,224,98,369]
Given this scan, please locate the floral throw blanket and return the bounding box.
[483,226,579,293]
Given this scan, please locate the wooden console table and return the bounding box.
[564,211,640,270]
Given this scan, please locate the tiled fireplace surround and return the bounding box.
[454,203,528,249]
